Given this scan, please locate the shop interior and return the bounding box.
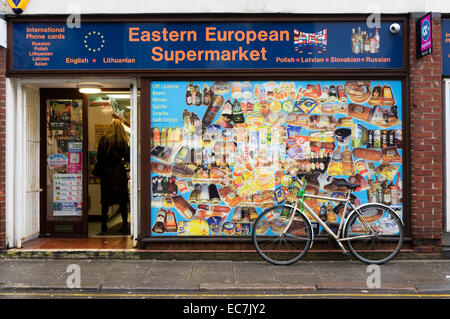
[86,90,132,236]
[19,78,138,246]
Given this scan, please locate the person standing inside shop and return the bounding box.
[94,119,130,234]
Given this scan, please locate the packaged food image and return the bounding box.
[368,84,382,106]
[309,115,337,130]
[295,87,305,100]
[344,81,372,104]
[151,145,173,163]
[269,112,288,128]
[172,195,196,219]
[348,103,372,122]
[355,160,375,176]
[309,131,335,143]
[151,161,172,176]
[254,168,275,191]
[274,186,288,204]
[260,100,271,117]
[309,141,335,154]
[375,162,400,181]
[269,100,282,113]
[241,81,252,100]
[334,128,352,146]
[195,209,229,221]
[207,216,223,235]
[171,163,195,178]
[222,222,236,235]
[341,146,355,176]
[320,103,334,114]
[319,86,329,103]
[231,82,242,99]
[328,85,338,102]
[286,126,310,160]
[303,84,321,99]
[286,135,310,160]
[336,117,353,127]
[178,220,209,236]
[327,149,343,176]
[219,187,244,207]
[352,148,382,161]
[233,123,248,143]
[381,84,396,106]
[282,100,294,112]
[164,210,178,232]
[381,147,402,163]
[337,84,347,102]
[286,113,297,125]
[294,114,309,126]
[294,97,320,114]
[246,116,264,127]
[211,81,231,95]
[152,209,166,233]
[216,115,233,129]
[350,123,368,148]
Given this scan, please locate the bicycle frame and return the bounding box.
[283,188,378,253]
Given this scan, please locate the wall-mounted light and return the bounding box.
[78,83,102,94]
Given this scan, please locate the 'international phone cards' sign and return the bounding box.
[417,12,432,58]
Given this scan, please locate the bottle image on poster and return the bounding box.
[150,80,403,237]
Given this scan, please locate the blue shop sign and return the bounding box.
[12,21,404,71]
[442,19,450,76]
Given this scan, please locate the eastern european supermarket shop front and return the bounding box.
[1,7,446,256]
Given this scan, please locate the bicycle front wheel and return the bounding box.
[344,204,404,264]
[252,205,313,265]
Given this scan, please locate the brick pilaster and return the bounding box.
[409,14,443,253]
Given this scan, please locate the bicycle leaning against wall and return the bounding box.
[252,174,404,265]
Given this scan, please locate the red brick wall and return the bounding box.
[0,47,5,249]
[409,14,443,253]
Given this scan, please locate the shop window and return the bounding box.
[150,80,403,237]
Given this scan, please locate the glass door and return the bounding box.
[41,89,87,236]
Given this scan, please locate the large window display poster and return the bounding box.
[150,80,403,236]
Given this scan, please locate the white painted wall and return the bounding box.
[1,0,450,15]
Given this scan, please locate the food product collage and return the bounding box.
[150,80,403,236]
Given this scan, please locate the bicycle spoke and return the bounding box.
[252,205,312,265]
[345,204,404,264]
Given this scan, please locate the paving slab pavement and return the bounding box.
[0,259,449,293]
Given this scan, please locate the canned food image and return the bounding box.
[222,222,236,236]
[241,223,250,236]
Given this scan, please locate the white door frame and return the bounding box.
[5,77,140,248]
[130,79,139,246]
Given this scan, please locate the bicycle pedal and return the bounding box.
[342,252,351,257]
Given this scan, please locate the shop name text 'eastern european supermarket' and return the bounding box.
[128,27,287,63]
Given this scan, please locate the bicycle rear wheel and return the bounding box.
[252,205,313,265]
[344,204,404,264]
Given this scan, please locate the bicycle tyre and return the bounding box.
[252,205,313,266]
[344,204,404,264]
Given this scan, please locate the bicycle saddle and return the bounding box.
[335,181,360,190]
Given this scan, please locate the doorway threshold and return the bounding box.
[15,237,135,251]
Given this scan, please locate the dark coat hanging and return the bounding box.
[95,136,130,206]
